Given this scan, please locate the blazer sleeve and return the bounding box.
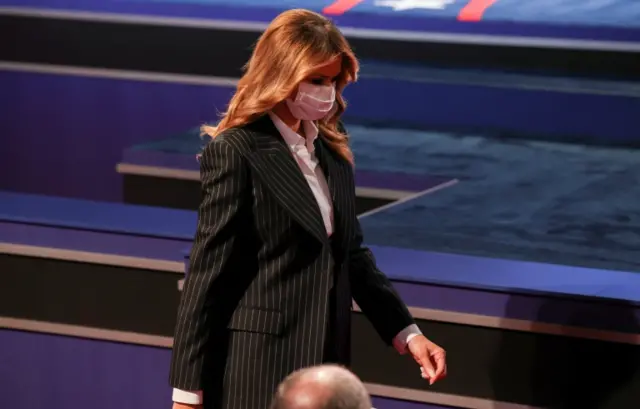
[339,118,414,345]
[169,137,248,390]
[348,218,416,345]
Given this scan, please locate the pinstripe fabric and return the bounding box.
[169,115,414,409]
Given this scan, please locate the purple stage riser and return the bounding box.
[2,70,638,203]
[393,281,640,336]
[0,191,197,241]
[343,77,639,145]
[1,330,172,409]
[3,217,636,335]
[0,330,461,409]
[372,397,455,409]
[2,192,635,335]
[0,222,187,262]
[0,71,234,203]
[181,252,640,335]
[365,245,640,305]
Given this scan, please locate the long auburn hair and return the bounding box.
[202,9,359,163]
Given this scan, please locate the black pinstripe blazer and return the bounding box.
[170,115,414,409]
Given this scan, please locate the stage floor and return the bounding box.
[1,0,640,43]
[350,125,640,275]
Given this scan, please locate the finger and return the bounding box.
[419,355,436,383]
[434,365,447,382]
[420,366,433,381]
[431,365,446,382]
[433,352,446,379]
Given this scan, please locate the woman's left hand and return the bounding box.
[407,335,447,385]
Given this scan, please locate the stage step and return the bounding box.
[0,191,196,240]
[116,129,458,212]
[345,62,640,147]
[0,192,189,337]
[2,59,637,208]
[1,191,639,409]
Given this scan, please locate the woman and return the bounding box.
[170,9,446,409]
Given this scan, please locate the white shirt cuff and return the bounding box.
[392,324,422,354]
[172,388,203,405]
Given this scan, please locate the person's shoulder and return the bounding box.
[218,127,256,150]
[204,126,256,157]
[203,114,277,157]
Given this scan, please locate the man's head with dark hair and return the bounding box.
[270,365,371,409]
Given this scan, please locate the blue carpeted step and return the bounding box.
[0,191,196,241]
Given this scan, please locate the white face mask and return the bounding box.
[286,82,336,121]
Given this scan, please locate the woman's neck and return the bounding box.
[272,102,301,133]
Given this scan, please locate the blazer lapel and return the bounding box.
[245,116,328,244]
[314,137,354,252]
